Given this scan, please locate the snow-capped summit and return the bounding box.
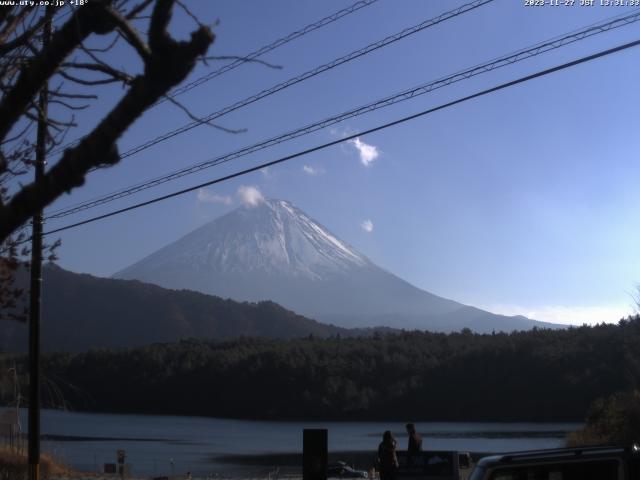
[118,198,367,282]
[115,197,557,332]
[205,198,369,278]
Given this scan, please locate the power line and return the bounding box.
[97,0,495,160]
[45,0,496,217]
[45,8,640,221]
[165,0,380,102]
[49,0,381,156]
[46,6,637,219]
[39,37,640,239]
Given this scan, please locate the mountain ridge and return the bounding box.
[115,197,561,332]
[1,264,351,353]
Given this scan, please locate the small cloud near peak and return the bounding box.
[349,137,379,167]
[361,219,374,233]
[237,185,265,207]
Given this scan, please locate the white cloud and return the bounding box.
[361,219,374,233]
[349,137,379,167]
[197,188,233,205]
[483,304,633,326]
[237,185,265,207]
[302,165,324,175]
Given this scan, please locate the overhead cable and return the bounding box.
[45,8,640,221]
[38,37,640,239]
[49,0,494,160]
[48,0,379,155]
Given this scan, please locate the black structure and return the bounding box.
[303,428,328,480]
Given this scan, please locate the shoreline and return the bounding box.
[43,450,489,480]
[8,411,572,478]
[14,406,583,424]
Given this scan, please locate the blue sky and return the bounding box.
[41,0,640,325]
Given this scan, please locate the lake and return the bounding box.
[17,409,580,477]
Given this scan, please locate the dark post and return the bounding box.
[303,428,328,480]
[28,9,51,480]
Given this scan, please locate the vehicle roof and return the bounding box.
[476,445,635,468]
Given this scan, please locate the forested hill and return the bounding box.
[1,264,347,352]
[8,318,639,422]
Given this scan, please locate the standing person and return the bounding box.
[377,430,399,480]
[405,423,422,466]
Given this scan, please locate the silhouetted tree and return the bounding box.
[0,0,216,319]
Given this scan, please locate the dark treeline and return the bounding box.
[4,318,640,421]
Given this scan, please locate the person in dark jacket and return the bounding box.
[405,423,422,465]
[377,430,399,480]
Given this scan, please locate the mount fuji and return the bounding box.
[114,198,558,332]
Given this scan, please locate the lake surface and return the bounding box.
[17,409,580,477]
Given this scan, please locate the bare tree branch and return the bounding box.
[82,32,120,52]
[48,99,90,111]
[125,0,155,20]
[58,69,124,86]
[104,5,151,61]
[0,0,119,143]
[163,94,246,134]
[0,8,29,44]
[1,119,34,146]
[50,90,98,100]
[0,10,51,56]
[0,0,214,243]
[62,62,132,84]
[176,0,205,29]
[0,7,14,28]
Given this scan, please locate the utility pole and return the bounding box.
[28,9,51,480]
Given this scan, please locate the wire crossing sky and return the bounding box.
[44,0,640,326]
[37,37,640,239]
[44,8,640,221]
[116,0,495,161]
[49,0,381,156]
